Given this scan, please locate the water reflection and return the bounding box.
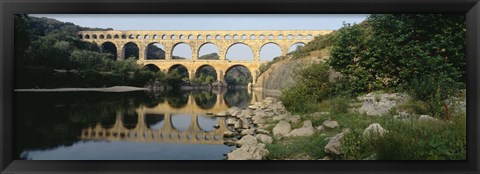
[16,88,267,160]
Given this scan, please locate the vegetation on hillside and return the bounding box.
[276,14,466,160]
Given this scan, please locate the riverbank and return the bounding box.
[14,86,149,92]
[216,92,466,160]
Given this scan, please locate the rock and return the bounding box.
[213,124,220,129]
[223,139,236,146]
[256,129,271,135]
[320,156,332,160]
[310,112,330,117]
[273,121,291,137]
[227,106,242,116]
[324,129,350,155]
[226,118,237,126]
[248,102,262,110]
[394,111,410,120]
[252,116,265,125]
[256,134,273,144]
[356,92,408,116]
[317,125,325,132]
[241,129,255,136]
[322,120,339,129]
[237,135,258,147]
[216,111,229,117]
[363,123,388,137]
[286,115,301,124]
[227,143,269,160]
[286,120,315,137]
[234,122,242,129]
[273,114,287,121]
[223,130,238,137]
[254,110,270,118]
[419,115,438,122]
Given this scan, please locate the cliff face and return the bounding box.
[253,49,330,93]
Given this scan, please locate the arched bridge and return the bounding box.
[78,30,333,85]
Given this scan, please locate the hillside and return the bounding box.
[253,36,333,93]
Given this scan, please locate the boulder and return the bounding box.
[419,115,438,122]
[223,130,238,137]
[286,115,301,124]
[237,135,258,147]
[273,114,287,121]
[256,134,273,144]
[286,120,315,137]
[227,144,269,160]
[216,111,229,117]
[226,118,237,126]
[227,106,242,116]
[363,123,388,137]
[356,93,408,116]
[256,129,271,135]
[240,129,255,136]
[324,129,350,155]
[254,110,270,118]
[322,120,339,129]
[273,121,291,137]
[317,125,325,132]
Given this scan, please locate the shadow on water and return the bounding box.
[15,88,258,160]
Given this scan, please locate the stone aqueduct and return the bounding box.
[78,30,333,85]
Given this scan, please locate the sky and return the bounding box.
[32,14,369,61]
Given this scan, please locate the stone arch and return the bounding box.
[224,35,231,40]
[78,34,83,39]
[268,34,274,40]
[162,34,167,40]
[197,35,203,40]
[195,64,218,81]
[128,34,135,39]
[278,34,284,39]
[259,35,265,40]
[241,34,247,40]
[215,34,221,40]
[233,34,239,40]
[198,42,220,60]
[122,112,138,130]
[171,114,191,131]
[107,34,112,39]
[287,34,293,40]
[289,42,306,53]
[250,34,256,40]
[206,35,212,40]
[144,64,161,72]
[188,34,193,40]
[121,34,127,39]
[168,64,189,79]
[197,115,218,131]
[260,42,282,61]
[153,34,159,39]
[307,34,313,39]
[145,114,165,129]
[100,42,117,60]
[114,34,119,39]
[144,35,150,39]
[145,42,166,60]
[123,42,139,59]
[92,34,97,39]
[171,34,176,40]
[225,42,254,61]
[99,34,105,39]
[179,35,185,40]
[84,34,90,39]
[224,64,253,86]
[297,34,303,40]
[136,35,142,39]
[171,42,192,60]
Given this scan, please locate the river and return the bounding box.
[15,88,267,160]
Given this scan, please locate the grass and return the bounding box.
[270,94,466,160]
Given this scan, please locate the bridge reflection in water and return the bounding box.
[80,90,266,145]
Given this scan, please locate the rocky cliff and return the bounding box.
[253,49,330,93]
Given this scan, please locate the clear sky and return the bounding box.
[32,14,369,61]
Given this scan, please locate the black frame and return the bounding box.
[1,0,479,173]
